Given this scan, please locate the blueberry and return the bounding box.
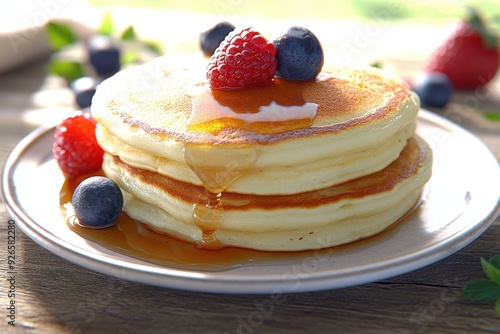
[70,77,100,108]
[200,22,235,56]
[272,27,324,80]
[412,72,453,108]
[72,176,123,228]
[87,35,120,77]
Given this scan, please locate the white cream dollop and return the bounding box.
[187,84,317,126]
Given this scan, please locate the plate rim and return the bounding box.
[2,109,499,293]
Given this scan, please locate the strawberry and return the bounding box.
[425,8,500,90]
[207,27,277,90]
[53,113,104,178]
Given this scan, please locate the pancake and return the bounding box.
[90,54,431,251]
[102,136,432,251]
[92,54,420,195]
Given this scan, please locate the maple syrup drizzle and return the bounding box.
[184,144,260,249]
[187,79,317,134]
[192,191,224,249]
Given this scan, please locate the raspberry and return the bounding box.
[53,113,104,178]
[207,27,277,90]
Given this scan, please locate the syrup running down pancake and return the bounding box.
[91,54,431,251]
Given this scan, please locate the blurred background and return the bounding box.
[88,0,500,22]
[2,0,500,71]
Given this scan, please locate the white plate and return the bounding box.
[2,110,499,294]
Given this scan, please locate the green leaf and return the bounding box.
[46,22,76,50]
[484,112,500,122]
[99,12,114,36]
[482,257,500,283]
[464,6,498,48]
[490,255,500,269]
[462,279,500,302]
[491,14,500,25]
[121,26,137,41]
[48,60,84,82]
[496,299,500,317]
[143,40,162,54]
[121,50,139,65]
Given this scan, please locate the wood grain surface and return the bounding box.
[1,35,499,334]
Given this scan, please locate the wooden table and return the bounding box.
[1,34,500,334]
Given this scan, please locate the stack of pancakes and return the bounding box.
[91,55,432,251]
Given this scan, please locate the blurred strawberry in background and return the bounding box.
[425,7,499,90]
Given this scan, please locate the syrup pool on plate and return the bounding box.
[60,170,419,272]
[60,171,328,271]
